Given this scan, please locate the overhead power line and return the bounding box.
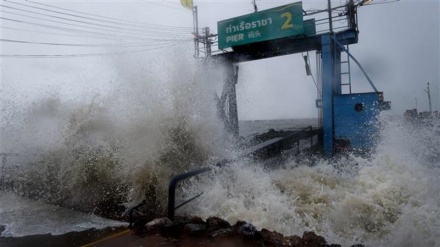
[1,9,191,42]
[0,17,191,42]
[1,26,192,43]
[0,40,190,58]
[2,26,103,39]
[0,38,188,47]
[19,0,193,30]
[1,4,192,36]
[0,1,196,59]
[1,17,147,42]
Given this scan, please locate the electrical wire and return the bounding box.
[1,10,191,44]
[304,51,322,97]
[22,0,193,30]
[0,17,191,42]
[0,38,187,47]
[1,4,192,36]
[1,24,200,43]
[0,40,191,58]
[0,0,193,58]
[0,16,135,42]
[2,26,104,39]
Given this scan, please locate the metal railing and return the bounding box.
[283,125,315,150]
[167,166,215,221]
[166,126,318,221]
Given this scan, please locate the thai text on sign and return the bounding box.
[218,2,304,49]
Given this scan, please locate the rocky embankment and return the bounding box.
[136,216,362,247]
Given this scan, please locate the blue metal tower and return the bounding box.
[209,1,390,156]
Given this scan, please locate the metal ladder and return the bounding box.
[340,44,352,94]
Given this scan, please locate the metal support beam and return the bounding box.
[204,27,212,57]
[213,29,358,63]
[210,29,358,155]
[332,36,378,92]
[215,60,240,138]
[321,34,341,156]
[227,63,239,138]
[327,0,333,33]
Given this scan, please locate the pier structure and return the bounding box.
[194,0,390,156]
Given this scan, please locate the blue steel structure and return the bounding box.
[320,33,390,155]
[211,2,390,156]
[334,93,384,151]
[321,34,340,155]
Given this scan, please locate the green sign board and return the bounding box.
[218,2,304,49]
[304,19,316,36]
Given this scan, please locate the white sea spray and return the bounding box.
[184,114,440,247]
[0,46,233,218]
[1,42,439,246]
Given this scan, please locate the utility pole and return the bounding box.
[199,27,217,57]
[252,0,258,12]
[204,27,212,57]
[193,5,199,58]
[424,82,432,112]
[327,0,333,33]
[415,97,417,111]
[347,0,357,30]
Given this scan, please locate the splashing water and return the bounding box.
[1,47,234,220]
[182,115,440,247]
[1,45,439,246]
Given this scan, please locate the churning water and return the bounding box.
[183,116,440,247]
[1,48,234,236]
[1,49,439,246]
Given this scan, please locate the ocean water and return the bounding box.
[239,118,319,138]
[1,50,439,246]
[183,116,440,247]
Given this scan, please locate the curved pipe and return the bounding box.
[167,167,212,220]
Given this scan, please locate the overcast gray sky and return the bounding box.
[1,0,439,120]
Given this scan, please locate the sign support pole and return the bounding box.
[227,63,239,138]
[321,34,341,156]
[193,5,199,58]
[328,0,333,33]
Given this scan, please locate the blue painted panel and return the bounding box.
[321,34,341,156]
[321,35,333,156]
[334,93,381,151]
